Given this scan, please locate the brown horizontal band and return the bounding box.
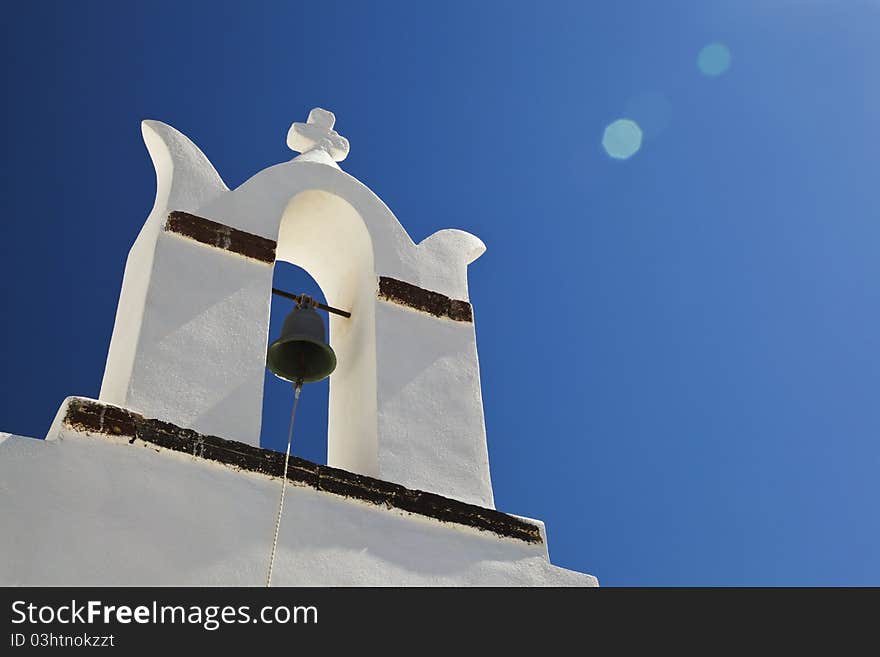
[378,276,473,322]
[61,398,541,544]
[162,214,474,323]
[164,211,277,264]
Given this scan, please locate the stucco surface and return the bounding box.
[0,433,596,587]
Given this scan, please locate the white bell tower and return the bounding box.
[99,108,494,507]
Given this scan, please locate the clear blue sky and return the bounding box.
[2,1,879,586]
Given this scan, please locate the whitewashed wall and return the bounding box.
[0,433,596,587]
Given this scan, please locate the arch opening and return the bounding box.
[266,190,378,477]
[260,262,330,463]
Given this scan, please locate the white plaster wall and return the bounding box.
[101,121,227,407]
[0,433,596,587]
[126,234,272,445]
[376,300,493,507]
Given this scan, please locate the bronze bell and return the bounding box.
[266,303,337,383]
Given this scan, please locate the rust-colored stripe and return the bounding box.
[62,398,540,544]
[164,211,277,264]
[378,276,473,322]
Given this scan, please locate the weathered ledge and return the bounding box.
[164,211,277,263]
[378,276,473,322]
[60,398,541,544]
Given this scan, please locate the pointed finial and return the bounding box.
[287,108,349,162]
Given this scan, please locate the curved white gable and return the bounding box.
[198,157,485,302]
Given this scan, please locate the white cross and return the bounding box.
[286,108,350,162]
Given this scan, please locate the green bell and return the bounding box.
[266,304,337,383]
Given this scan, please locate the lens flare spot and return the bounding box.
[698,42,731,77]
[602,119,643,160]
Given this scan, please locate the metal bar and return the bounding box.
[271,287,352,318]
